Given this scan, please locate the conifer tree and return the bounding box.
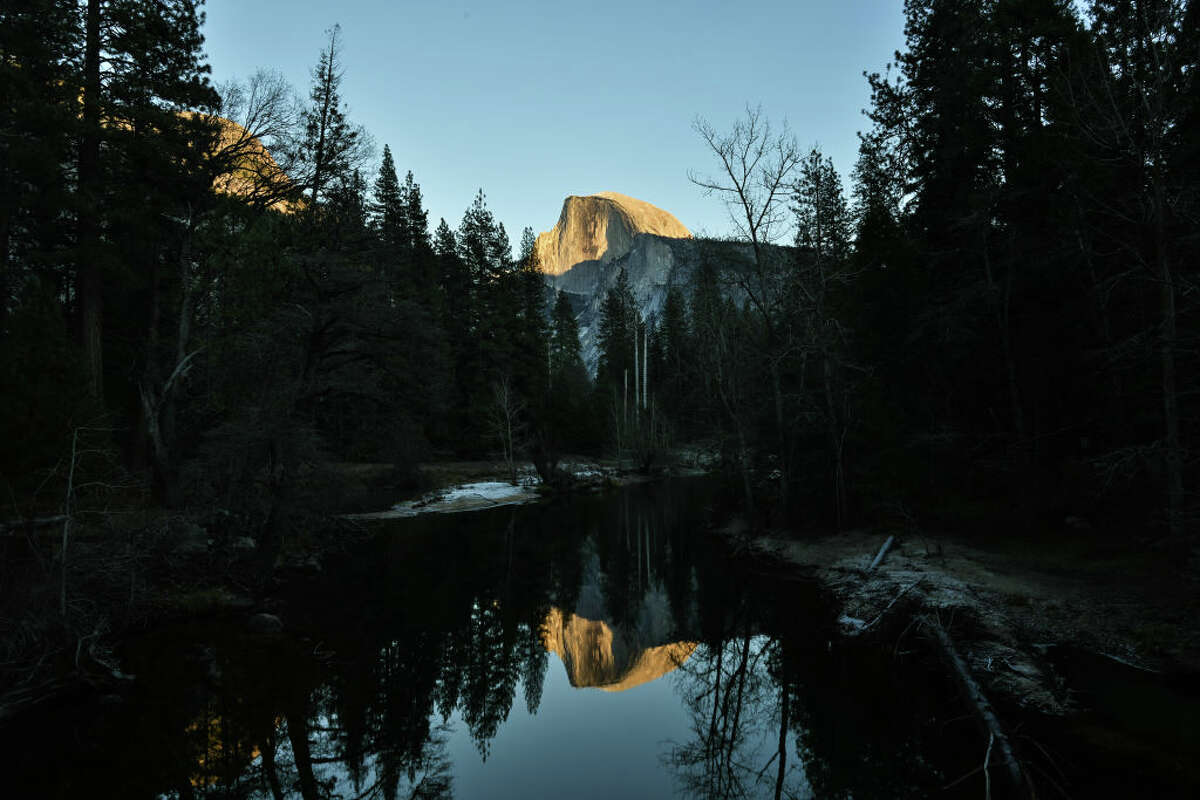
[401,171,434,289]
[793,148,855,527]
[657,286,692,428]
[457,190,500,290]
[550,291,583,377]
[596,268,637,391]
[402,172,431,251]
[548,289,592,448]
[514,228,549,400]
[370,144,405,249]
[300,24,366,209]
[0,0,78,314]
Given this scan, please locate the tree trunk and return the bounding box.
[775,676,790,800]
[634,330,640,412]
[78,0,103,401]
[924,616,1025,794]
[771,360,789,513]
[286,704,320,800]
[260,725,285,800]
[823,355,846,529]
[982,234,1026,453]
[1156,194,1183,541]
[60,427,79,617]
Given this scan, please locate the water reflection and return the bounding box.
[542,537,696,692]
[6,478,983,798]
[669,634,796,799]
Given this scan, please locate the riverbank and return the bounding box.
[745,528,1200,674]
[332,450,714,516]
[734,525,1200,794]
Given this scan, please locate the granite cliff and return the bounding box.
[535,192,691,277]
[537,193,699,372]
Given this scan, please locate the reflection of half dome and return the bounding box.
[541,607,695,692]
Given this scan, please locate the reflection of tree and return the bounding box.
[46,481,724,798]
[460,597,519,759]
[252,679,455,800]
[668,629,802,799]
[520,618,548,715]
[285,696,322,800]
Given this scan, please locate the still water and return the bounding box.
[8,478,986,798]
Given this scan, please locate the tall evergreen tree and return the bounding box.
[401,170,434,291]
[550,290,583,378]
[0,0,78,316]
[514,226,549,401]
[299,24,364,209]
[793,148,856,526]
[370,144,405,249]
[596,267,638,393]
[402,172,431,253]
[657,286,692,426]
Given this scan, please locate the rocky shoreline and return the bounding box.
[730,525,1200,794]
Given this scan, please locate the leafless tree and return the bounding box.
[690,105,803,263]
[211,69,305,212]
[690,107,804,512]
[489,376,527,485]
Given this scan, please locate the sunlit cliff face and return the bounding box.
[540,606,696,692]
[202,115,298,213]
[534,192,691,277]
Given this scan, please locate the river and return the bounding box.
[3,478,1048,798]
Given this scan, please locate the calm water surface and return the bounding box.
[9,478,991,798]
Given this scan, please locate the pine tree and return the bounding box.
[457,190,500,289]
[370,144,405,249]
[596,268,637,392]
[72,0,222,403]
[793,148,855,527]
[794,148,851,267]
[550,290,583,377]
[0,0,78,318]
[657,286,691,428]
[402,171,432,265]
[300,24,363,209]
[517,226,537,264]
[514,229,549,401]
[434,218,466,299]
[544,289,592,458]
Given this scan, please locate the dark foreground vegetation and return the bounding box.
[1,0,1198,744]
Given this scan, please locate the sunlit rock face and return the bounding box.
[535,192,691,277]
[537,193,699,373]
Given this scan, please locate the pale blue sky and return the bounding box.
[202,0,906,244]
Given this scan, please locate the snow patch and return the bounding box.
[345,480,539,521]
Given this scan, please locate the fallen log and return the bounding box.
[922,614,1025,796]
[868,534,895,572]
[0,515,69,536]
